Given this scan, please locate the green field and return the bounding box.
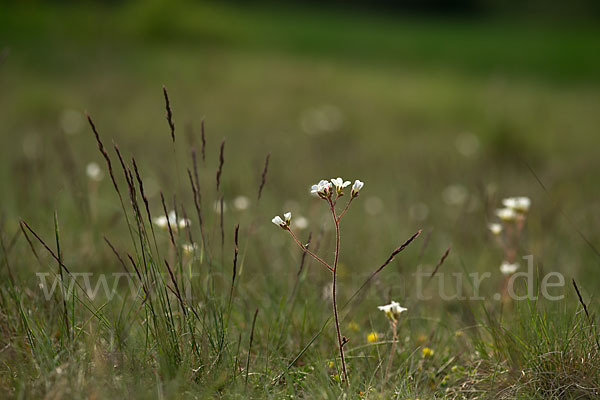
[1,1,600,398]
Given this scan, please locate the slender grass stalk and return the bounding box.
[53,211,70,343]
[162,85,175,144]
[201,119,206,164]
[228,224,240,310]
[257,153,270,201]
[572,279,600,351]
[245,308,259,387]
[216,140,225,192]
[384,319,398,381]
[0,218,16,286]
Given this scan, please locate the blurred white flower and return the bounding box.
[495,207,517,222]
[377,301,407,321]
[500,261,519,275]
[299,104,343,135]
[502,197,531,213]
[59,109,84,135]
[153,210,190,231]
[153,215,169,230]
[182,243,198,255]
[293,216,308,230]
[178,217,191,230]
[442,184,468,206]
[233,195,250,211]
[365,196,383,215]
[331,177,351,194]
[311,180,333,199]
[409,203,429,221]
[455,132,480,157]
[86,162,104,182]
[488,223,503,235]
[351,180,364,197]
[22,133,42,160]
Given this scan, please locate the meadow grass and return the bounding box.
[1,2,600,399]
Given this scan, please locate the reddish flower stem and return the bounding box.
[336,197,354,222]
[287,228,333,272]
[328,197,349,386]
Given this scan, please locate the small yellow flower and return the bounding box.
[347,321,359,332]
[327,361,334,368]
[367,332,378,343]
[422,347,434,357]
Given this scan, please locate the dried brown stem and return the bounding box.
[216,139,225,191]
[160,192,176,246]
[162,85,175,143]
[201,119,206,164]
[429,247,451,281]
[257,153,270,201]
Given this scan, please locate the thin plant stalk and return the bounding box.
[286,229,332,272]
[328,197,349,386]
[384,320,398,381]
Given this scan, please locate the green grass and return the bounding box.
[1,1,600,398]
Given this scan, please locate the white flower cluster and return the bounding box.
[489,196,531,276]
[488,196,531,235]
[494,196,531,224]
[310,177,364,199]
[272,212,292,229]
[153,210,191,231]
[272,177,364,229]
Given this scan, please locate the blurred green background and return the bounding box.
[1,1,600,396]
[1,0,599,300]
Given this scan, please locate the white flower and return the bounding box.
[351,180,364,197]
[331,177,351,194]
[293,216,308,230]
[310,179,333,199]
[233,195,250,210]
[495,208,517,222]
[488,223,503,235]
[502,197,531,213]
[284,212,292,225]
[442,184,468,206]
[86,162,104,182]
[272,212,291,229]
[377,301,407,321]
[153,215,169,229]
[153,210,190,231]
[364,196,383,215]
[500,261,519,275]
[178,217,191,229]
[182,243,198,255]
